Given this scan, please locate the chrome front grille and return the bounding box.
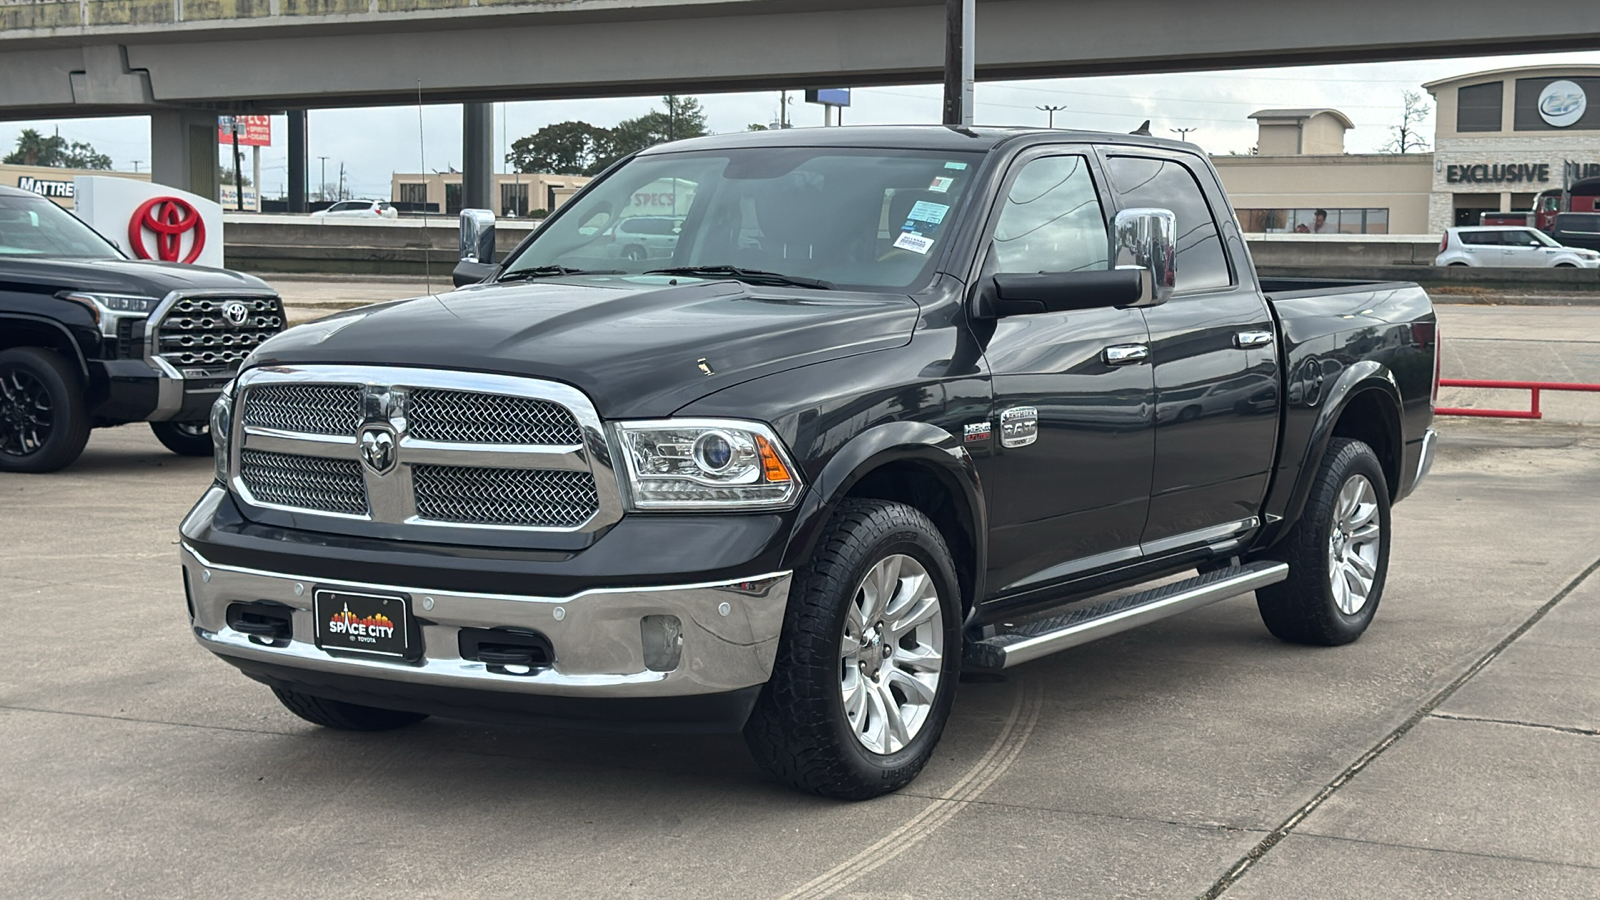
[229,365,624,541]
[155,294,284,370]
[414,466,599,527]
[242,384,362,436]
[409,388,582,445]
[239,450,368,516]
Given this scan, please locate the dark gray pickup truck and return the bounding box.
[180,126,1437,799]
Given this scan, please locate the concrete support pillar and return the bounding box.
[462,102,495,213]
[150,109,220,201]
[287,110,309,214]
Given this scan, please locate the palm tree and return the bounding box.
[3,129,58,166]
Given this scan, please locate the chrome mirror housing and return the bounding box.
[459,208,496,264]
[1111,207,1176,307]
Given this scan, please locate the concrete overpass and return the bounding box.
[5,0,1600,205]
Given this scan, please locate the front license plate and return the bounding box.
[314,589,411,658]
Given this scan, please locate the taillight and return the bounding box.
[1432,323,1442,409]
[1439,232,1449,253]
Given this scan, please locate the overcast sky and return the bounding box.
[6,49,1600,199]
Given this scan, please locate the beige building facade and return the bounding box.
[1,163,149,210]
[1215,65,1600,236]
[390,172,590,218]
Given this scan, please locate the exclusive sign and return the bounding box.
[1447,163,1551,184]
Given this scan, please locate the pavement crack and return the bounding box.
[1287,830,1600,873]
[1429,711,1600,738]
[1199,551,1600,900]
[0,703,300,738]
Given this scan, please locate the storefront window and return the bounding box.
[1237,208,1389,234]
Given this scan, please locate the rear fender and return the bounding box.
[780,421,988,613]
[1261,360,1402,549]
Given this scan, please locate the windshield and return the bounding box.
[0,193,122,258]
[502,147,985,290]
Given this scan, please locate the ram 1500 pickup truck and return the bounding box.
[0,186,285,472]
[180,127,1437,799]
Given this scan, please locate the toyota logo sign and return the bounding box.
[129,196,207,264]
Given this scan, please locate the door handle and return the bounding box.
[1233,330,1274,349]
[1102,344,1149,366]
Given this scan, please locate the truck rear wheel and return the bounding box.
[1256,437,1391,645]
[150,420,214,457]
[744,499,962,800]
[271,687,430,731]
[0,347,90,474]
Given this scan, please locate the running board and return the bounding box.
[965,561,1289,670]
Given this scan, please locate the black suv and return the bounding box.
[1551,212,1600,252]
[0,186,285,472]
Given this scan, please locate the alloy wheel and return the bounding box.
[839,553,945,755]
[0,366,53,458]
[1327,474,1382,615]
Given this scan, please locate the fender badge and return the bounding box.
[697,357,714,376]
[963,421,992,442]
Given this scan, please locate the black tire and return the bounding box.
[1447,262,1470,267]
[623,245,647,261]
[271,687,429,731]
[744,499,962,800]
[0,347,90,474]
[1555,263,1577,268]
[1257,437,1392,646]
[150,420,213,457]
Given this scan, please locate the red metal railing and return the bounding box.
[1436,378,1600,419]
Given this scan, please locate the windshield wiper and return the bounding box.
[643,265,833,290]
[498,265,623,282]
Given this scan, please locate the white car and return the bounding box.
[1435,226,1600,268]
[312,199,399,219]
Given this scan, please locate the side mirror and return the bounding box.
[459,208,496,264]
[1111,207,1177,307]
[989,270,1143,317]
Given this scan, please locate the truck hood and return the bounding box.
[0,256,274,297]
[248,276,919,418]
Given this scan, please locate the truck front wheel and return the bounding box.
[1256,437,1391,645]
[149,420,213,457]
[0,347,90,474]
[744,499,962,799]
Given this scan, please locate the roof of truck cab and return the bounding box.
[637,125,1201,156]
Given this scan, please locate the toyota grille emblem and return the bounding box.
[222,300,250,326]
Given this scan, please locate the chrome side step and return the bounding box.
[965,561,1289,669]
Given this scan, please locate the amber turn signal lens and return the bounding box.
[755,435,793,483]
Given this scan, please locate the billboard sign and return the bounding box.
[218,115,273,147]
[804,88,852,107]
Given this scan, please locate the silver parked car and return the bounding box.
[1435,225,1600,268]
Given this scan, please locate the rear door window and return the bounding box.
[1103,155,1232,293]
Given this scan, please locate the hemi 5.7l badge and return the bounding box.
[963,421,993,442]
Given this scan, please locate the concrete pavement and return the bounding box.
[3,302,1600,898]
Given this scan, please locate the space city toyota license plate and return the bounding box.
[313,589,411,658]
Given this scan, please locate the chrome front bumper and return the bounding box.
[181,543,790,700]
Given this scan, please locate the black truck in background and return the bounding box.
[0,186,285,472]
[181,127,1438,799]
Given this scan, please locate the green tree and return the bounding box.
[507,121,612,175]
[218,166,253,186]
[3,128,111,169]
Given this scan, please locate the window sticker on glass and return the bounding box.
[929,176,955,193]
[908,201,949,225]
[944,161,968,170]
[893,232,935,254]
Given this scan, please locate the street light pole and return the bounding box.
[942,0,974,127]
[1036,104,1067,128]
[1170,127,1199,142]
[318,156,329,202]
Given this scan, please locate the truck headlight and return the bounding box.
[614,419,802,510]
[211,379,235,485]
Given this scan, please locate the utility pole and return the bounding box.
[779,90,790,129]
[338,162,346,200]
[1170,127,1199,142]
[318,156,329,201]
[942,0,975,127]
[1037,104,1067,128]
[229,117,244,212]
[131,160,143,173]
